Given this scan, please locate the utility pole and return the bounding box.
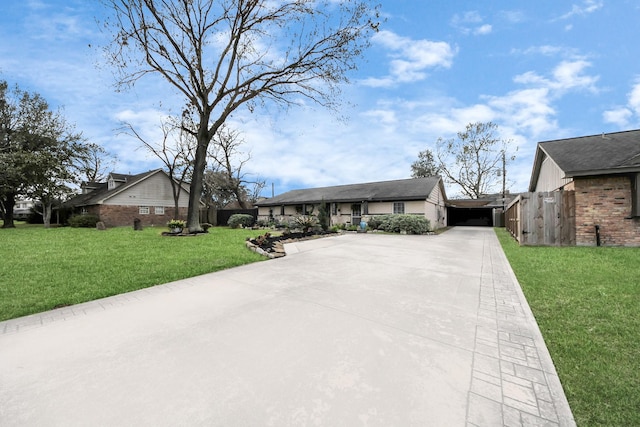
[502,150,506,219]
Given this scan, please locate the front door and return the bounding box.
[351,203,361,226]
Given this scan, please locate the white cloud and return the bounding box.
[552,60,599,92]
[474,24,493,35]
[479,60,598,137]
[557,0,603,20]
[487,88,557,137]
[628,79,640,114]
[603,78,640,127]
[603,108,632,127]
[513,45,576,57]
[363,30,455,87]
[499,10,526,24]
[514,60,599,94]
[452,11,483,26]
[451,11,492,36]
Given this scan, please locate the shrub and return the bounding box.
[291,215,317,232]
[366,215,385,230]
[368,214,430,234]
[317,203,330,231]
[255,219,271,228]
[68,214,100,228]
[228,214,254,229]
[167,219,186,229]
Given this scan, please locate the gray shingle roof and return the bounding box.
[539,129,640,175]
[64,169,164,207]
[256,177,443,206]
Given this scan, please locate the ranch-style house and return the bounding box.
[255,176,448,230]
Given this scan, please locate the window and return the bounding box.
[280,205,285,215]
[155,206,165,215]
[331,203,338,215]
[632,173,640,217]
[108,178,115,190]
[393,202,405,214]
[139,206,150,215]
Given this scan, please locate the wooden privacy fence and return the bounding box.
[506,191,575,246]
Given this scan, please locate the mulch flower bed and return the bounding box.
[246,230,339,258]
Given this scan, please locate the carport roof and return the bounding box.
[256,177,443,206]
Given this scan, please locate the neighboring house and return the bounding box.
[529,129,640,246]
[255,176,448,230]
[64,169,192,228]
[13,199,36,220]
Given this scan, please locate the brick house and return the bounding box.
[255,176,448,230]
[529,129,640,246]
[64,169,192,228]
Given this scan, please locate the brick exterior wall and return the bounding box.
[574,176,640,246]
[95,205,188,228]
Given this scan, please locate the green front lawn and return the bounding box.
[0,224,266,321]
[496,228,640,427]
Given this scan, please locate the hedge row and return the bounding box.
[366,214,431,234]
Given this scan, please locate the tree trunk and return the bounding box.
[42,202,52,229]
[172,182,180,219]
[1,192,16,228]
[187,139,208,233]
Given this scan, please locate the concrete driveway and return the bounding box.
[0,227,574,426]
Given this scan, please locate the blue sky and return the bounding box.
[1,0,639,198]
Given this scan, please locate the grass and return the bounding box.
[495,228,640,427]
[0,224,266,321]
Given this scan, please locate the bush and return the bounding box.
[317,203,330,231]
[227,214,254,229]
[366,216,384,230]
[255,219,271,228]
[68,214,100,228]
[291,215,318,232]
[368,214,430,234]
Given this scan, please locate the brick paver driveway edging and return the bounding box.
[464,228,575,426]
[0,227,575,426]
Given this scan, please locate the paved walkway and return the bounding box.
[0,227,575,426]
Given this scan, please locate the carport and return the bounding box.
[446,193,515,227]
[447,206,494,226]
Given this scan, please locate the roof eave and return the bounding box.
[256,195,430,206]
[528,145,548,191]
[565,166,640,178]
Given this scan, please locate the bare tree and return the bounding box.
[208,125,264,209]
[434,122,515,199]
[101,0,379,231]
[122,116,194,218]
[202,170,236,210]
[76,142,116,183]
